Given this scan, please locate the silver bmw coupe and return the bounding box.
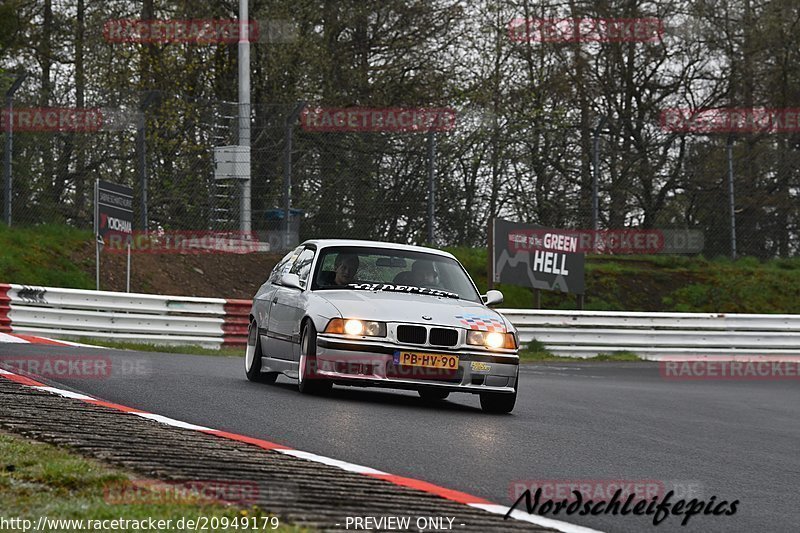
[245,239,519,413]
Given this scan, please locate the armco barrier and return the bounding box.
[2,283,798,358]
[500,309,800,359]
[0,283,248,349]
[0,284,11,333]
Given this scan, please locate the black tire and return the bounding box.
[298,321,331,395]
[245,321,277,383]
[480,376,518,414]
[418,388,450,401]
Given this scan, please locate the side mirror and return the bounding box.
[481,289,504,306]
[280,273,303,290]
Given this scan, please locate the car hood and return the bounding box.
[315,289,510,330]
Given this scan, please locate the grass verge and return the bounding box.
[74,338,244,357]
[518,339,644,362]
[0,431,301,532]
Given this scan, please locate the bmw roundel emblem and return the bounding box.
[422,315,432,320]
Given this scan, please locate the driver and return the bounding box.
[411,260,438,287]
[333,253,360,286]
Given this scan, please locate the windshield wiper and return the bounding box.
[347,282,459,299]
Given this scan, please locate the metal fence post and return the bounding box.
[727,137,737,260]
[427,129,436,244]
[238,0,251,233]
[3,73,26,226]
[591,115,608,232]
[283,102,306,248]
[136,111,147,230]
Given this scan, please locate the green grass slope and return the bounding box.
[0,224,94,288]
[2,225,799,313]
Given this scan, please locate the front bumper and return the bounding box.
[315,335,518,394]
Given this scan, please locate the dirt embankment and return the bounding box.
[71,240,284,299]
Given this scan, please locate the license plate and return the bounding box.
[394,351,459,370]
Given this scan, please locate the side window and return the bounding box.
[269,247,302,284]
[290,248,315,287]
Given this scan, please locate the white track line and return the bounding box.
[0,332,29,343]
[278,449,388,475]
[472,504,603,533]
[32,386,95,400]
[134,412,213,431]
[0,368,603,533]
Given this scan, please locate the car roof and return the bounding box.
[301,239,456,259]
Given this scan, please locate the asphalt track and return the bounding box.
[1,343,798,533]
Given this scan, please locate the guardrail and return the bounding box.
[499,309,800,359]
[2,283,796,358]
[0,284,248,348]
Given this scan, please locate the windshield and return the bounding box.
[311,246,481,302]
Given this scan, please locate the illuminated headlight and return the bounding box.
[467,330,517,350]
[344,319,363,335]
[324,318,386,337]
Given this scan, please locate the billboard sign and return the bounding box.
[95,180,133,240]
[491,218,585,294]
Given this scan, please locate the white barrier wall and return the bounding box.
[2,283,797,358]
[0,284,249,349]
[499,309,800,359]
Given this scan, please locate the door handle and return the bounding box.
[272,298,279,304]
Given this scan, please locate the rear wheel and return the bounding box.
[298,321,331,395]
[245,321,277,383]
[418,388,450,401]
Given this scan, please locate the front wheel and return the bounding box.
[298,321,331,395]
[480,376,518,414]
[245,321,277,383]
[480,390,516,413]
[418,388,450,401]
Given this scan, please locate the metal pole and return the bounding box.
[427,130,436,244]
[3,96,12,225]
[136,111,147,230]
[591,115,608,233]
[96,238,100,290]
[238,0,251,233]
[126,241,131,292]
[3,73,25,226]
[283,119,291,249]
[94,179,100,290]
[727,137,737,260]
[592,130,599,232]
[282,102,306,249]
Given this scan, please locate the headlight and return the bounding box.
[324,318,386,337]
[467,330,517,350]
[344,319,363,335]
